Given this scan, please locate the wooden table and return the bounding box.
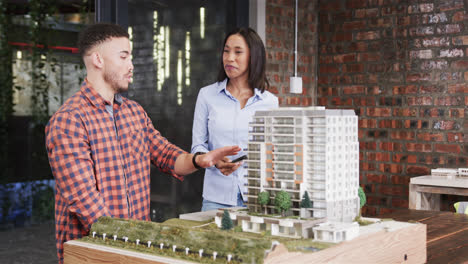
[409,175,468,210]
[378,209,468,264]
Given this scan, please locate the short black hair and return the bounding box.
[77,23,129,58]
[217,27,269,93]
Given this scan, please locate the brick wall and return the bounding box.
[267,0,468,216]
[265,0,318,106]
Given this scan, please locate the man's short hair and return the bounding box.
[77,23,129,58]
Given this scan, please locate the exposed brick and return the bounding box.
[382,5,405,16]
[318,86,336,96]
[397,16,410,26]
[391,175,410,185]
[367,107,392,117]
[332,32,353,42]
[366,196,386,206]
[406,143,432,152]
[408,3,434,13]
[433,120,457,130]
[435,96,462,106]
[393,154,417,163]
[435,144,461,153]
[369,17,393,28]
[317,97,328,105]
[436,24,461,34]
[349,41,368,52]
[331,75,352,84]
[393,85,418,95]
[407,96,433,106]
[421,13,448,23]
[355,97,376,106]
[378,207,394,216]
[447,133,464,142]
[361,162,377,171]
[346,0,367,9]
[439,49,464,58]
[380,142,402,152]
[360,141,377,150]
[392,198,409,209]
[438,72,463,82]
[380,97,402,106]
[319,1,343,11]
[332,11,353,21]
[452,11,468,22]
[452,35,468,45]
[451,60,468,70]
[358,52,381,62]
[379,120,403,129]
[367,86,382,95]
[393,108,418,117]
[420,108,444,117]
[416,37,450,48]
[391,131,415,140]
[343,63,364,73]
[320,65,340,74]
[449,108,464,118]
[331,97,353,106]
[320,55,333,64]
[333,53,356,63]
[417,132,444,142]
[366,174,386,184]
[362,206,377,216]
[367,152,391,162]
[379,185,405,196]
[355,8,379,18]
[355,31,380,40]
[407,73,431,82]
[410,50,432,59]
[317,77,327,88]
[409,26,434,36]
[343,21,366,31]
[439,0,465,12]
[465,72,468,81]
[419,60,448,70]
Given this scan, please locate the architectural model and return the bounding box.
[67,107,426,263]
[214,106,361,243]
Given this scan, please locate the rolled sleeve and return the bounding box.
[146,114,187,181]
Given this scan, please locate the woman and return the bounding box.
[191,27,279,211]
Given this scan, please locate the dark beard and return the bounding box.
[104,70,128,94]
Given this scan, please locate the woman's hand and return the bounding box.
[215,157,243,176]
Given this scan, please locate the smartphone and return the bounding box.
[231,155,247,163]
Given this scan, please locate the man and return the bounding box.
[45,23,240,263]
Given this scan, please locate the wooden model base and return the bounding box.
[64,219,426,264]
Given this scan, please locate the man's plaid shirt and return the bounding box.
[45,81,185,263]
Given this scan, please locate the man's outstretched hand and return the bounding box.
[196,146,241,168]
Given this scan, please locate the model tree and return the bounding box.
[358,186,366,216]
[300,191,312,208]
[274,190,291,217]
[258,191,270,214]
[221,209,233,230]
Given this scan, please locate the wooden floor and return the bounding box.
[378,210,468,264]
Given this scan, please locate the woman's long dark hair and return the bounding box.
[217,27,269,93]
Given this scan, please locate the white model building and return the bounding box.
[245,106,360,222]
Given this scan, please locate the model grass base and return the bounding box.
[64,215,426,264]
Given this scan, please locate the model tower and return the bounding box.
[245,107,359,222]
